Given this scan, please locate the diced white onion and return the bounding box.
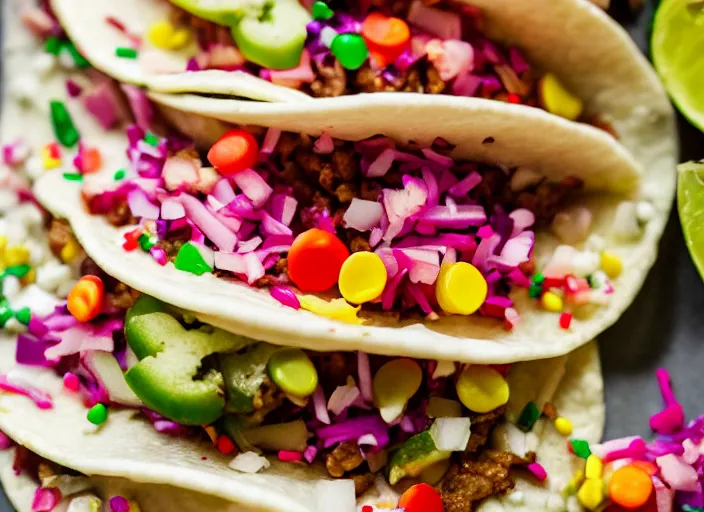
[228,451,271,474]
[430,417,471,451]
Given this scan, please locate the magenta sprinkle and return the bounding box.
[0,430,13,450]
[650,368,685,434]
[108,496,131,512]
[270,286,300,310]
[526,462,547,482]
[63,372,80,392]
[31,487,60,512]
[65,79,83,98]
[278,450,304,462]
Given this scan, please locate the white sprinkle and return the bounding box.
[24,155,45,181]
[31,53,57,76]
[571,251,600,277]
[547,494,566,511]
[2,276,21,301]
[12,284,60,317]
[585,234,606,253]
[9,74,40,105]
[320,27,338,48]
[228,451,271,474]
[0,189,20,215]
[58,49,77,69]
[56,279,78,299]
[10,202,43,229]
[636,200,655,224]
[3,318,25,333]
[36,261,73,292]
[4,222,28,245]
[507,490,525,504]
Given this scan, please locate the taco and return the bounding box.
[27,95,672,363]
[0,315,604,512]
[47,0,655,134]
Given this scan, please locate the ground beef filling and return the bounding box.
[111,131,582,302]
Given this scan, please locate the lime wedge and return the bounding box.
[652,0,704,131]
[678,160,704,280]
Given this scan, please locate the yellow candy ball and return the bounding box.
[148,21,175,50]
[541,291,564,312]
[538,73,584,121]
[600,251,622,279]
[60,240,79,263]
[4,246,30,267]
[338,251,387,304]
[456,366,509,413]
[436,262,487,315]
[585,455,603,480]
[577,478,604,510]
[554,416,573,436]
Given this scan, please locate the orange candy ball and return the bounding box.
[398,484,444,512]
[67,275,105,323]
[208,129,259,177]
[287,228,349,293]
[608,465,653,510]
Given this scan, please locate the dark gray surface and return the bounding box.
[0,1,703,510]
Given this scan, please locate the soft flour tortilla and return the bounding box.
[0,333,603,512]
[49,0,312,103]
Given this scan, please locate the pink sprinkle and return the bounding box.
[0,374,53,409]
[278,450,303,463]
[31,487,60,512]
[150,246,168,266]
[65,79,83,98]
[63,372,80,392]
[0,431,13,450]
[303,445,318,464]
[526,462,547,482]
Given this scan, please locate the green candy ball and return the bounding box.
[331,33,368,71]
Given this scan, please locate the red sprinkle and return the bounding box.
[507,93,522,104]
[63,372,80,392]
[216,435,235,455]
[559,312,572,329]
[362,507,373,512]
[278,450,304,463]
[543,276,565,290]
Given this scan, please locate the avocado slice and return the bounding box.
[125,295,170,360]
[231,0,310,70]
[168,0,261,26]
[219,343,279,413]
[388,430,452,485]
[124,306,252,425]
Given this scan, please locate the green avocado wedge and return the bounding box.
[231,0,310,70]
[168,0,264,26]
[124,296,252,425]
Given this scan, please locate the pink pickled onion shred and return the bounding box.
[270,285,301,310]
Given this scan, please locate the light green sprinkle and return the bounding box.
[14,307,31,326]
[115,47,138,59]
[62,172,83,181]
[87,403,108,425]
[143,132,159,147]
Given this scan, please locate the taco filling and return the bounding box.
[80,125,647,328]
